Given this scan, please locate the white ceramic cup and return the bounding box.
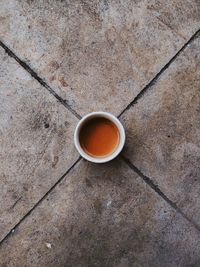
[74,111,125,163]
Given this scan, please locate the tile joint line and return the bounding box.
[121,154,200,233]
[1,27,199,121]
[1,27,200,244]
[118,28,200,118]
[0,156,82,247]
[0,40,82,120]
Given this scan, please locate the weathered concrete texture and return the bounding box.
[147,0,200,40]
[0,47,79,241]
[121,35,200,224]
[1,0,199,116]
[1,159,200,267]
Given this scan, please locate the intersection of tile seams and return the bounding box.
[121,34,200,225]
[1,0,199,116]
[0,47,79,241]
[1,158,200,267]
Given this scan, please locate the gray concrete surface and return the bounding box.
[0,0,200,266]
[121,34,200,225]
[0,47,79,241]
[1,0,200,116]
[1,159,200,267]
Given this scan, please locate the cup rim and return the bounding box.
[74,111,125,163]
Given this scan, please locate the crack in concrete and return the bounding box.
[0,156,82,246]
[0,40,82,120]
[118,28,200,118]
[10,196,22,210]
[121,154,200,233]
[154,15,187,41]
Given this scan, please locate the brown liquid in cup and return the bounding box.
[79,117,120,157]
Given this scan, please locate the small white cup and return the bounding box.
[74,111,125,163]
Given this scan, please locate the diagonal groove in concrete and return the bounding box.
[0,40,82,120]
[1,28,200,122]
[121,154,200,233]
[0,156,82,247]
[0,24,199,252]
[118,28,200,118]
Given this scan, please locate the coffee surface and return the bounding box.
[79,117,119,157]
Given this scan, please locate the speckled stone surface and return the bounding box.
[121,34,200,224]
[1,159,200,267]
[1,0,200,116]
[0,47,79,242]
[147,0,200,39]
[1,0,200,266]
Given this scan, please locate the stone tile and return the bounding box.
[1,158,200,267]
[0,47,79,241]
[147,0,200,40]
[121,35,200,224]
[1,0,197,116]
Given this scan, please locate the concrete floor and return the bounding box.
[0,0,200,266]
